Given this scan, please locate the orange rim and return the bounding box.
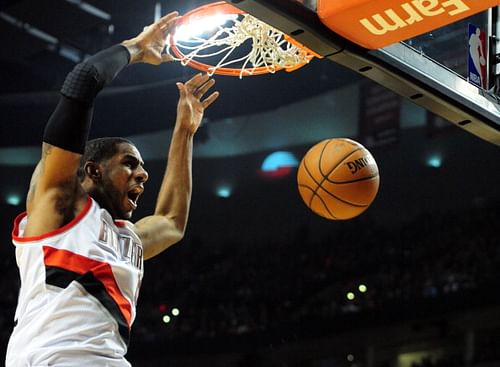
[169,1,320,76]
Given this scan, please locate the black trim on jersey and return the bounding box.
[46,266,80,288]
[45,265,130,345]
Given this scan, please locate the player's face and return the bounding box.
[100,143,149,219]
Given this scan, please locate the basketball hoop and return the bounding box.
[166,2,321,78]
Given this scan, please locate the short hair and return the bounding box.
[77,137,134,181]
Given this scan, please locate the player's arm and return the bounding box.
[25,45,132,236]
[134,74,219,260]
[26,12,179,236]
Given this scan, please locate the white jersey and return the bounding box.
[7,197,144,367]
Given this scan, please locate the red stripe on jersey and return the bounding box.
[43,246,132,327]
[114,220,127,228]
[12,196,92,242]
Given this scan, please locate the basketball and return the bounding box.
[297,138,380,220]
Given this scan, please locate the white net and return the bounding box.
[167,13,315,78]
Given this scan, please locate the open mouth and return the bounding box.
[127,187,143,210]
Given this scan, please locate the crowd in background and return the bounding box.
[0,200,499,365]
[131,201,499,343]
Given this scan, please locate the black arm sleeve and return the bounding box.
[43,44,131,154]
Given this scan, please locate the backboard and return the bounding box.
[226,0,500,145]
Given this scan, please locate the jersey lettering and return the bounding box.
[98,212,143,272]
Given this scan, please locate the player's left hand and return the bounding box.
[175,73,220,134]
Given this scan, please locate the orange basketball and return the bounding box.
[297,138,380,220]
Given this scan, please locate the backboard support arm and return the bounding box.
[227,0,500,146]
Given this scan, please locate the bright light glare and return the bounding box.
[175,14,238,41]
[346,292,355,301]
[358,284,367,293]
[427,155,442,168]
[261,151,298,172]
[6,194,21,206]
[162,315,171,324]
[216,186,231,198]
[172,308,180,316]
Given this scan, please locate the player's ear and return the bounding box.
[84,161,101,182]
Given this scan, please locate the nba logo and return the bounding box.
[468,24,487,89]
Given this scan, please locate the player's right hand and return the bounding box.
[122,11,179,65]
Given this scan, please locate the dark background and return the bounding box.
[1,1,499,366]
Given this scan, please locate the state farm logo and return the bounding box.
[360,0,470,36]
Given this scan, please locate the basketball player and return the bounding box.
[6,11,219,367]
